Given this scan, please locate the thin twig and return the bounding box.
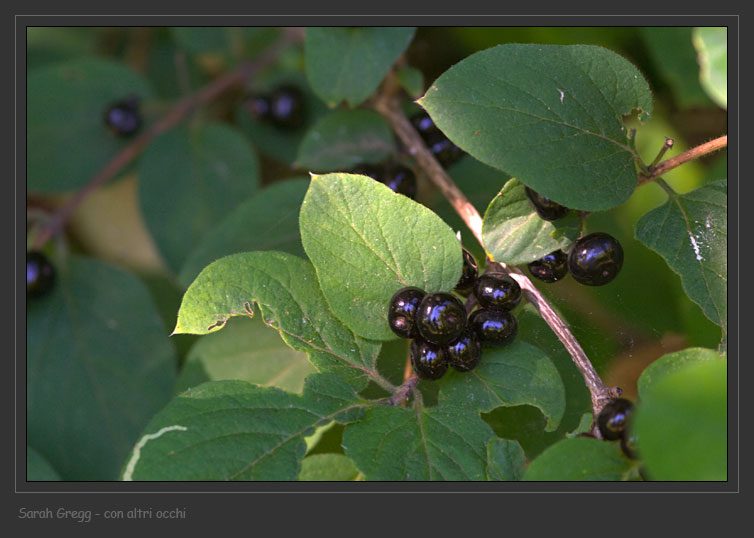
[30,29,301,250]
[374,94,621,426]
[637,135,727,187]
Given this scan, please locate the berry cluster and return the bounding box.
[410,111,465,168]
[104,96,141,137]
[351,162,417,200]
[524,188,624,287]
[246,84,306,130]
[27,251,55,298]
[388,248,520,380]
[597,397,637,459]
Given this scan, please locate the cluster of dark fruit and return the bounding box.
[410,111,465,168]
[580,398,637,460]
[246,84,306,130]
[350,162,417,200]
[524,187,624,287]
[104,96,141,137]
[388,248,519,380]
[27,251,56,298]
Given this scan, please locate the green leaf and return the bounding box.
[419,44,653,211]
[139,122,260,273]
[305,27,416,107]
[27,447,62,481]
[295,109,396,172]
[299,454,361,481]
[635,180,727,334]
[395,65,425,98]
[27,58,153,192]
[566,413,594,438]
[342,405,494,480]
[178,178,309,288]
[181,316,316,394]
[174,251,382,390]
[171,27,278,57]
[122,374,364,480]
[482,178,579,264]
[637,347,723,400]
[634,359,726,481]
[693,27,727,109]
[523,437,633,481]
[486,438,526,481]
[299,173,463,340]
[27,256,177,480]
[27,27,100,70]
[439,341,566,432]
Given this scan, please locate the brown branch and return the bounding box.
[638,135,727,187]
[31,29,301,250]
[374,94,621,427]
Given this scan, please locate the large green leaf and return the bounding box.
[523,437,633,481]
[305,27,416,107]
[482,178,579,264]
[635,181,727,334]
[139,122,260,273]
[419,44,653,211]
[637,347,723,399]
[27,256,177,480]
[27,27,100,71]
[342,404,494,480]
[27,446,61,481]
[299,454,361,481]
[486,438,527,481]
[299,173,462,340]
[693,27,727,109]
[439,341,566,432]
[174,251,382,390]
[634,359,726,481]
[27,58,153,192]
[295,109,396,172]
[178,178,309,288]
[122,374,364,480]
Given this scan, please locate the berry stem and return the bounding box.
[637,135,727,187]
[30,28,304,251]
[374,93,620,427]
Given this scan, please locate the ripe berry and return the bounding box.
[469,309,517,348]
[454,247,478,295]
[528,250,569,283]
[247,94,272,120]
[568,232,624,286]
[415,292,467,345]
[596,398,633,441]
[268,85,306,129]
[621,431,639,460]
[525,187,569,221]
[473,273,521,311]
[27,251,55,298]
[382,165,417,199]
[409,111,464,167]
[410,338,448,380]
[104,97,141,137]
[387,286,426,339]
[445,328,482,372]
[410,110,441,138]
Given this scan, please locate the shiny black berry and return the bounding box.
[445,328,482,372]
[454,248,478,295]
[528,250,569,283]
[410,111,441,138]
[382,165,417,199]
[597,398,633,441]
[268,85,306,130]
[27,251,55,298]
[428,136,464,167]
[473,273,521,311]
[416,292,467,345]
[568,232,624,286]
[469,309,517,348]
[104,97,141,137]
[247,94,272,120]
[525,187,569,221]
[387,286,426,339]
[621,431,639,460]
[410,338,448,380]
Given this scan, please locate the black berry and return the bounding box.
[568,232,624,286]
[528,250,569,283]
[410,110,441,139]
[469,309,517,348]
[525,187,569,221]
[473,273,521,311]
[382,165,417,199]
[596,398,633,441]
[268,85,306,130]
[247,94,272,120]
[445,328,482,372]
[454,248,478,295]
[104,97,141,137]
[410,338,448,380]
[409,111,465,167]
[27,251,55,298]
[415,292,467,345]
[387,286,426,339]
[620,431,639,460]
